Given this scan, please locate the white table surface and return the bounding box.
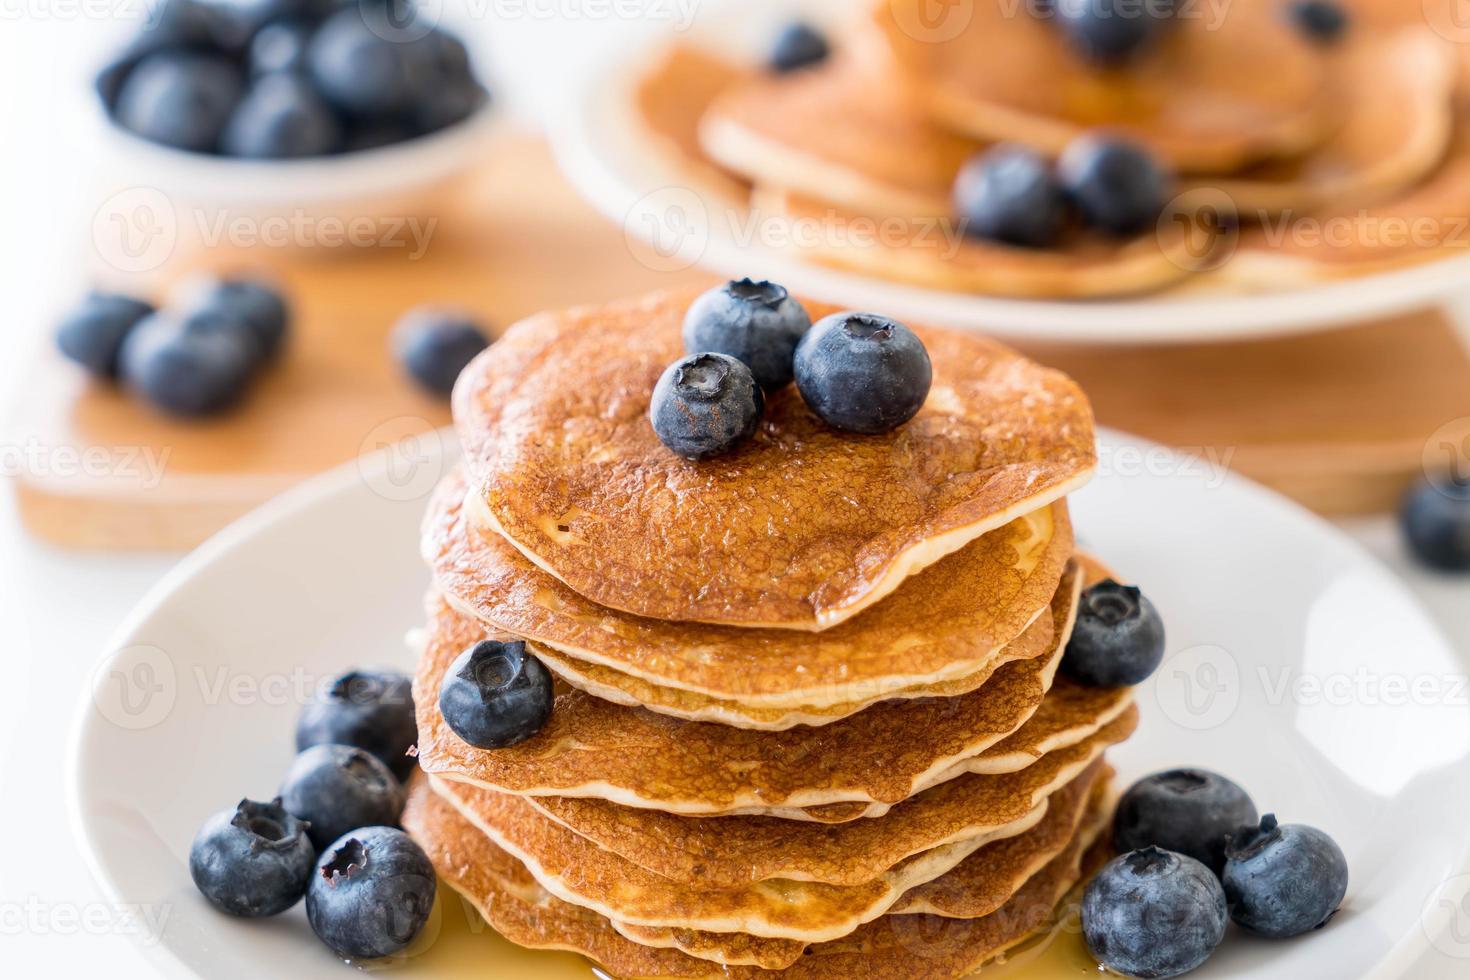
[1,8,1468,977]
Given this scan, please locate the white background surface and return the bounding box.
[0,6,1468,977]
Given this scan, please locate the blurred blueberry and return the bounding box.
[222,73,344,157]
[1400,476,1470,572]
[56,292,155,379]
[394,309,490,396]
[114,51,244,153]
[119,312,257,416]
[770,22,829,73]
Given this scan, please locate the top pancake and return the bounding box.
[875,0,1331,174]
[454,288,1096,630]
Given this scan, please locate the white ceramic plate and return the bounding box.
[69,430,1470,979]
[546,0,1470,344]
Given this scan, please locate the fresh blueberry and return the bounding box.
[1060,579,1166,687]
[189,797,315,917]
[793,312,932,435]
[770,22,830,73]
[119,313,257,416]
[307,11,426,117]
[1285,1,1349,43]
[953,145,1068,249]
[649,353,765,459]
[297,669,418,781]
[1114,769,1258,875]
[1058,134,1169,236]
[682,279,811,391]
[1223,814,1348,938]
[114,51,244,153]
[280,744,405,851]
[306,827,436,959]
[1056,0,1173,65]
[248,20,318,78]
[177,277,291,362]
[1400,477,1470,572]
[439,640,554,749]
[222,73,344,158]
[56,292,155,379]
[94,0,222,110]
[407,28,489,134]
[1083,847,1227,979]
[393,310,490,396]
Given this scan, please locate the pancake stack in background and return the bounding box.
[402,285,1145,978]
[631,0,1470,297]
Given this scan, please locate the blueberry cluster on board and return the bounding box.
[953,134,1171,249]
[650,279,934,459]
[189,668,438,960]
[1084,769,1349,978]
[57,277,289,416]
[97,0,488,159]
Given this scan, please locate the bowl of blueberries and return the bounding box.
[94,0,493,232]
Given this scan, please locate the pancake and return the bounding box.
[453,288,1096,631]
[633,41,752,205]
[609,765,1111,969]
[426,467,1076,718]
[427,748,1115,942]
[874,0,1331,174]
[1187,29,1456,216]
[414,577,1137,821]
[751,185,1207,297]
[403,779,1102,980]
[699,53,975,219]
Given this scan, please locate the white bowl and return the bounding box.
[68,429,1470,978]
[547,0,1470,344]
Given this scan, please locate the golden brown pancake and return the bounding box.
[403,777,1102,979]
[699,53,976,218]
[633,42,753,204]
[751,185,1207,298]
[427,747,1117,942]
[1187,29,1456,216]
[426,466,1076,718]
[1223,99,1470,284]
[453,288,1096,631]
[875,0,1331,174]
[609,765,1111,969]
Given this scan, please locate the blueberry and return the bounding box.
[770,22,830,73]
[56,292,155,379]
[222,73,344,158]
[119,313,257,416]
[393,310,490,396]
[297,669,418,781]
[114,51,244,153]
[248,20,318,78]
[682,279,811,391]
[407,29,489,135]
[1058,134,1169,236]
[94,0,221,110]
[1060,579,1166,687]
[1285,1,1349,43]
[189,798,315,917]
[343,118,416,152]
[1083,847,1227,979]
[280,744,404,851]
[1056,0,1173,65]
[306,827,435,959]
[307,11,426,117]
[649,353,765,459]
[1224,814,1348,938]
[439,640,555,749]
[953,145,1068,249]
[793,312,932,435]
[177,277,291,362]
[1400,477,1470,572]
[1114,769,1258,875]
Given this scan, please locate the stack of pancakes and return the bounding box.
[402,286,1143,978]
[632,0,1470,297]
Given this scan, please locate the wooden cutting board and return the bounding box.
[11,130,1470,549]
